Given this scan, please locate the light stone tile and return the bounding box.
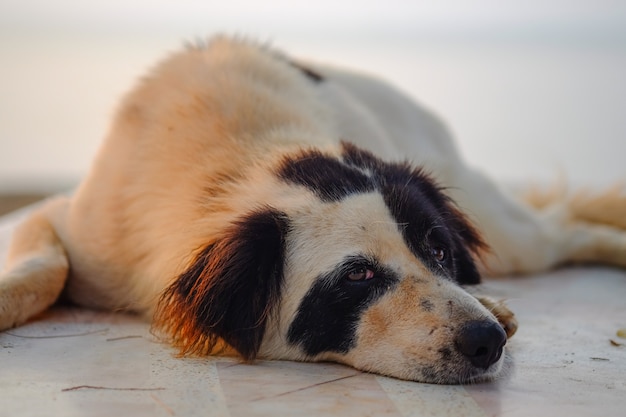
[377,376,486,417]
[218,361,400,417]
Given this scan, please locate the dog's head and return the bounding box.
[155,143,508,384]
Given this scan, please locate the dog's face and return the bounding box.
[155,143,507,384]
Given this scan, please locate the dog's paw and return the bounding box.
[476,296,518,338]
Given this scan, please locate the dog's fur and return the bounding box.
[2,36,626,384]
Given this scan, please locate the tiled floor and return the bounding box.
[1,206,625,417]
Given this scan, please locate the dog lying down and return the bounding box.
[2,36,626,384]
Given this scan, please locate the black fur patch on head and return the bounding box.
[342,143,486,285]
[278,143,486,285]
[287,256,399,356]
[380,174,481,284]
[278,149,375,201]
[155,208,289,360]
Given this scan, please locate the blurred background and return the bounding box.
[1,1,626,212]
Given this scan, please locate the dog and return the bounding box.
[1,36,625,384]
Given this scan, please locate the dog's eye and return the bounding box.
[346,267,375,282]
[431,247,447,263]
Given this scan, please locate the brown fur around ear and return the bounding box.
[153,208,289,360]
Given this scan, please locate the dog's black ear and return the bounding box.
[453,245,482,285]
[449,210,488,286]
[155,209,289,360]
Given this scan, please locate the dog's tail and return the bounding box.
[523,182,626,228]
[0,198,70,330]
[521,182,626,267]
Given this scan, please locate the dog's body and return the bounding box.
[2,36,626,384]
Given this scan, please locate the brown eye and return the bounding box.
[431,247,447,263]
[347,267,375,281]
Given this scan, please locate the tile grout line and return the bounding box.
[248,372,363,403]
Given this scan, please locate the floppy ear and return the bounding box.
[448,207,489,286]
[453,245,482,285]
[154,208,289,360]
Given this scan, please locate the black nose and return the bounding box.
[455,320,507,369]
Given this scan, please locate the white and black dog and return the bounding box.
[1,36,625,384]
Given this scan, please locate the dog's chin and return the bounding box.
[402,349,509,385]
[448,350,510,385]
[329,347,509,385]
[459,358,506,385]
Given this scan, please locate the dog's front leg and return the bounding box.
[0,198,70,330]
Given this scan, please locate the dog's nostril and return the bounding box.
[455,320,507,370]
